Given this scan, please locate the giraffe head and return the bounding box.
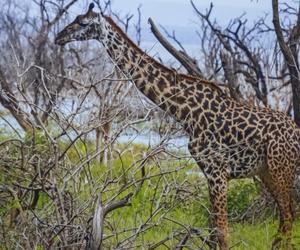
[55,3,104,45]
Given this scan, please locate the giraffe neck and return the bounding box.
[98,16,179,108]
[97,15,225,130]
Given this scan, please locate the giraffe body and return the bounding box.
[55,4,300,249]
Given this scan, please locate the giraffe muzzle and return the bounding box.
[54,34,66,46]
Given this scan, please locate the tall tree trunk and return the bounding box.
[272,0,300,125]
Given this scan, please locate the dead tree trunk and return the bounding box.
[272,0,300,125]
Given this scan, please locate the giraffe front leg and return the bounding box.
[207,174,229,250]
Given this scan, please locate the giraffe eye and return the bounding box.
[78,22,88,27]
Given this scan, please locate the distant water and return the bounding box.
[117,131,204,176]
[0,115,189,153]
[117,131,189,152]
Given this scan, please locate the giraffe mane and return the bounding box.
[104,15,224,95]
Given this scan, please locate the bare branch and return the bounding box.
[148,18,203,77]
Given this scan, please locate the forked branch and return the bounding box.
[148,18,203,77]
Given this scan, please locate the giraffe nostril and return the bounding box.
[55,34,66,45]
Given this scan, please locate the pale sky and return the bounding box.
[109,0,272,59]
[111,0,271,40]
[74,0,271,34]
[69,0,272,60]
[111,0,270,26]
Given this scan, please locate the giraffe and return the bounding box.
[55,3,300,249]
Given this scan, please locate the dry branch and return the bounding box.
[89,193,133,249]
[148,18,203,77]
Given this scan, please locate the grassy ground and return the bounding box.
[103,202,300,249]
[230,220,300,250]
[96,144,300,249]
[1,134,300,249]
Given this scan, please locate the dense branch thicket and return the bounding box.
[0,0,299,249]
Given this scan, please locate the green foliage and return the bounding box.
[34,244,45,250]
[1,132,299,249]
[228,179,259,218]
[230,219,300,249]
[23,130,57,161]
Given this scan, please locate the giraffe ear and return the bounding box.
[88,3,95,11]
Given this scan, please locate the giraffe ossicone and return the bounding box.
[89,2,94,11]
[55,4,300,250]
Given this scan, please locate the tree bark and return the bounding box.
[0,68,33,132]
[148,18,203,77]
[272,0,300,125]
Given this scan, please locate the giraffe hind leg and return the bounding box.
[260,164,295,250]
[290,189,299,222]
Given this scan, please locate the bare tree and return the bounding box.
[272,0,300,125]
[1,1,299,249]
[149,1,298,108]
[0,0,79,131]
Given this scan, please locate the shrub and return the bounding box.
[228,179,259,219]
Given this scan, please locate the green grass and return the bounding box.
[1,134,300,250]
[230,219,300,250]
[103,208,300,249]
